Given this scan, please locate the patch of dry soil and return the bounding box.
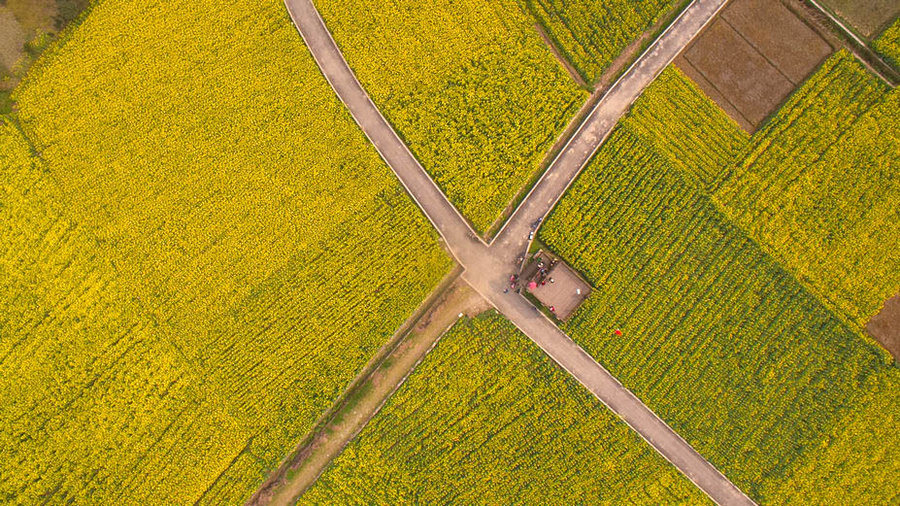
[867,295,900,362]
[0,7,26,72]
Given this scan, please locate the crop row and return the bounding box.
[301,313,709,504]
[313,0,586,232]
[622,67,748,189]
[521,0,682,83]
[873,17,900,69]
[714,51,900,325]
[540,91,898,502]
[1,0,451,503]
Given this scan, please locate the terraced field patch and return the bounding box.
[1,0,451,503]
[300,313,710,504]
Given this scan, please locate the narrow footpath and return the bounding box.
[282,0,755,504]
[253,282,488,506]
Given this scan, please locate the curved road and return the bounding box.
[284,0,754,504]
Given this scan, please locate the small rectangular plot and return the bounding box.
[682,18,795,129]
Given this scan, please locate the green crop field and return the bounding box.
[300,313,709,504]
[0,0,451,503]
[520,0,684,83]
[314,0,586,232]
[540,56,899,503]
[874,17,900,69]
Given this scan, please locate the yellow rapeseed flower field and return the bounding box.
[300,313,710,504]
[522,0,683,83]
[314,0,586,232]
[1,0,451,502]
[873,18,900,68]
[716,52,900,325]
[540,58,900,504]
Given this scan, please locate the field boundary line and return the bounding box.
[806,0,866,46]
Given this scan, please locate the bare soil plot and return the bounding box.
[522,252,591,321]
[676,0,834,131]
[0,7,26,74]
[867,295,900,362]
[5,0,58,33]
[0,0,88,92]
[818,0,900,38]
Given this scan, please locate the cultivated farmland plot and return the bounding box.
[716,52,900,326]
[817,0,900,38]
[313,0,586,233]
[301,313,710,504]
[873,18,900,75]
[540,54,900,504]
[0,0,451,502]
[520,0,684,84]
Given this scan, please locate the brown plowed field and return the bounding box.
[867,295,900,363]
[819,0,900,38]
[675,0,835,131]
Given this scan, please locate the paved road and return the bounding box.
[284,0,754,504]
[490,0,728,261]
[282,0,487,267]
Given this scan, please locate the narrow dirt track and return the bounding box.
[281,0,756,504]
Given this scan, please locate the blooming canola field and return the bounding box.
[301,313,710,504]
[0,0,451,503]
[540,56,900,504]
[314,0,586,232]
[521,0,684,83]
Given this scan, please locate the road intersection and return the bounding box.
[284,0,755,503]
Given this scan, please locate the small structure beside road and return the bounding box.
[519,250,591,321]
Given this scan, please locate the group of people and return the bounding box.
[504,255,558,295]
[505,274,521,294]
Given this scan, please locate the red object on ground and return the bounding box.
[614,329,623,336]
[527,281,538,291]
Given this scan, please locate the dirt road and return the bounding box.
[283,0,754,504]
[253,281,488,506]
